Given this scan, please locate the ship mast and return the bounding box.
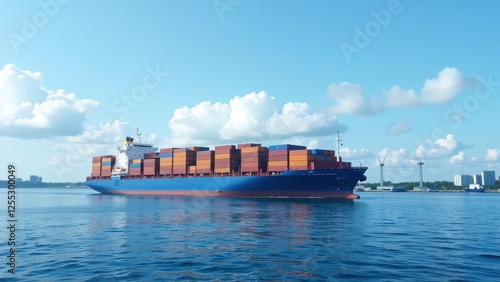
[336,131,342,162]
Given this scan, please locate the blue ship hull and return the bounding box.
[86,168,367,199]
[464,188,485,193]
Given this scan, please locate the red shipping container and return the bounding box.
[268,150,289,157]
[159,148,175,153]
[173,167,187,174]
[215,144,236,151]
[268,155,288,162]
[159,166,172,175]
[144,152,159,159]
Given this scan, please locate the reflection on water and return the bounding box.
[82,195,365,279]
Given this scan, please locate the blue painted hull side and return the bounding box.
[464,189,485,193]
[86,168,367,198]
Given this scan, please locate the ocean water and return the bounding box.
[2,188,500,281]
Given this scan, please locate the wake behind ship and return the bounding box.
[86,131,367,199]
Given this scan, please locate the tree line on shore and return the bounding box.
[361,180,500,191]
[0,180,87,188]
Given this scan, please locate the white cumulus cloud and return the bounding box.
[450,151,466,164]
[420,67,468,104]
[326,82,381,115]
[384,67,469,108]
[0,64,99,138]
[339,147,373,160]
[168,91,346,146]
[375,148,411,167]
[387,120,413,136]
[485,148,500,162]
[327,67,472,115]
[47,120,131,180]
[384,86,419,107]
[415,134,469,159]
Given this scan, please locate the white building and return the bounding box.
[454,174,473,187]
[482,171,496,185]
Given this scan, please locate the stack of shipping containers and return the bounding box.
[129,158,143,177]
[91,156,102,177]
[101,155,116,177]
[143,152,159,177]
[90,143,353,179]
[196,150,214,175]
[172,148,196,175]
[186,147,210,175]
[214,145,241,175]
[289,149,337,170]
[159,148,174,176]
[268,144,306,173]
[239,143,268,175]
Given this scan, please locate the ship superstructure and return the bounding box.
[112,129,158,176]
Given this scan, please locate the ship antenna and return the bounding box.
[135,128,142,143]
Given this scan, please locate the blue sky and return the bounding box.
[1,0,499,183]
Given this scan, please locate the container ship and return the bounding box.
[86,130,368,199]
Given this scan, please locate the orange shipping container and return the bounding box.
[289,155,314,161]
[102,157,115,163]
[240,146,268,153]
[268,160,288,166]
[237,143,261,149]
[188,166,196,174]
[289,149,308,155]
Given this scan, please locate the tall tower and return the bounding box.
[413,160,429,192]
[417,160,424,187]
[376,155,392,191]
[377,155,387,187]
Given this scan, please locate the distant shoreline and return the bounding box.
[0,181,87,188]
[357,189,499,193]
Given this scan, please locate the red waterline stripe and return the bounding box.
[100,190,360,199]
